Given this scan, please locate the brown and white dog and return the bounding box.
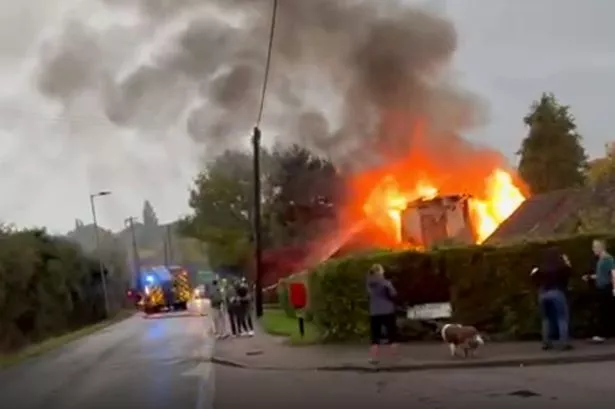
[440,323,485,358]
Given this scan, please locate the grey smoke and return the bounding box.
[35,0,486,166]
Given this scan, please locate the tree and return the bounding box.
[267,144,343,246]
[179,146,344,269]
[0,227,111,351]
[178,150,257,269]
[142,200,159,229]
[587,143,615,186]
[517,93,588,194]
[140,200,160,248]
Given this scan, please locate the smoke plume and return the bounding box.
[35,0,486,166]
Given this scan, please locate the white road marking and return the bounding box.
[179,306,215,409]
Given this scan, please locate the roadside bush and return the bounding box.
[0,228,109,352]
[306,234,614,342]
[309,250,449,341]
[276,279,294,318]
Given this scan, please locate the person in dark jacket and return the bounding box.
[235,279,254,336]
[366,263,398,363]
[225,282,242,337]
[531,247,573,351]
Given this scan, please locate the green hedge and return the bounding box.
[0,228,114,352]
[276,279,294,318]
[306,234,613,342]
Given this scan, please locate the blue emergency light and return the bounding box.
[145,275,155,284]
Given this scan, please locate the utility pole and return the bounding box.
[253,126,264,318]
[163,238,169,267]
[166,225,174,266]
[252,0,277,318]
[125,217,141,288]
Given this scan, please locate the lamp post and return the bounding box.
[90,191,112,317]
[125,216,141,289]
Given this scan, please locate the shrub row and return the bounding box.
[0,228,123,352]
[298,234,614,342]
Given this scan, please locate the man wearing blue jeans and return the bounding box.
[538,288,570,349]
[531,248,572,350]
[583,240,615,343]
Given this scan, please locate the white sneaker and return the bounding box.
[591,336,606,343]
[248,330,255,337]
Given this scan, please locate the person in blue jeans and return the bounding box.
[531,247,573,350]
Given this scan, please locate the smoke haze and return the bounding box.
[35,0,486,165]
[0,0,506,231]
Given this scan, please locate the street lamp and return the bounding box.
[89,191,112,317]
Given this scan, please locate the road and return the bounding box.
[214,361,615,409]
[4,302,615,409]
[0,300,214,409]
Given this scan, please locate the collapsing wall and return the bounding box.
[401,195,475,248]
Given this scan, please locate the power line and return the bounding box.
[255,0,279,128]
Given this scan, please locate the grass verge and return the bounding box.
[260,308,320,345]
[0,309,135,369]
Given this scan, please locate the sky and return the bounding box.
[0,0,613,233]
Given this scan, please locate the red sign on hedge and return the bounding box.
[289,282,307,309]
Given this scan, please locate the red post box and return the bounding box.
[289,282,307,310]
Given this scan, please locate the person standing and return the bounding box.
[366,263,398,363]
[208,279,228,339]
[583,239,615,343]
[225,281,242,337]
[236,279,254,336]
[531,247,573,350]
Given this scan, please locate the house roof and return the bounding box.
[485,187,589,244]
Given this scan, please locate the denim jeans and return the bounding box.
[538,288,569,344]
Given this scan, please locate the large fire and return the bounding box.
[348,124,527,248]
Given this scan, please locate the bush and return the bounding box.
[0,228,111,352]
[276,279,294,318]
[306,234,613,342]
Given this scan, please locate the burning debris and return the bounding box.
[401,194,475,248]
[356,167,527,249]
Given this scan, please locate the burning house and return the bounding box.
[354,166,527,250]
[401,194,475,248]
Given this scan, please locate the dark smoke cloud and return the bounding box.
[35,0,484,166]
[37,21,103,102]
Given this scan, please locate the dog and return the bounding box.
[440,323,485,358]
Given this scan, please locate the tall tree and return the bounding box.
[140,200,160,249]
[587,143,615,186]
[178,150,258,269]
[267,144,342,246]
[142,200,159,227]
[517,93,588,194]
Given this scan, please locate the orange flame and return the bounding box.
[468,169,526,243]
[350,120,527,248]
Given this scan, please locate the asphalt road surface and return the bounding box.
[5,301,615,409]
[0,300,214,409]
[215,360,615,409]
